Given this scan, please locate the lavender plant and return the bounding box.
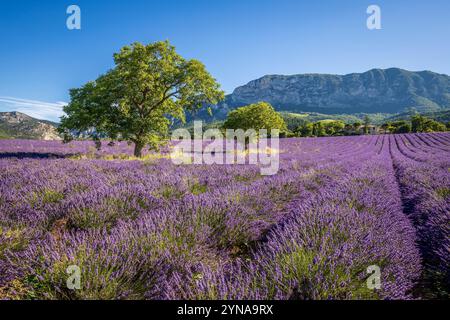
[0,133,448,300]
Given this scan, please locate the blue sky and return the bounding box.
[0,0,449,121]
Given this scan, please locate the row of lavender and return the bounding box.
[389,134,450,298]
[0,133,448,299]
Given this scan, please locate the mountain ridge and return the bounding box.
[197,68,450,121]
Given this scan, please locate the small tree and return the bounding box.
[411,114,425,132]
[380,123,391,133]
[428,120,447,132]
[363,115,371,134]
[58,41,224,157]
[323,120,345,136]
[353,121,362,128]
[296,121,314,137]
[391,120,412,133]
[223,102,287,136]
[352,121,362,134]
[411,115,446,133]
[313,122,326,137]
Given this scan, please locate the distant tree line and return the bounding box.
[380,115,449,134]
[220,107,450,139]
[294,120,345,137]
[290,114,449,137]
[292,115,373,137]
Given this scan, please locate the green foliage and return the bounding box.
[0,228,28,260]
[313,122,326,137]
[223,102,287,135]
[0,114,59,140]
[436,188,450,199]
[296,122,314,137]
[280,112,392,131]
[174,120,225,136]
[353,121,362,128]
[59,41,224,157]
[0,129,10,139]
[42,190,65,204]
[411,115,425,132]
[381,120,412,133]
[363,115,371,134]
[411,114,447,133]
[394,123,411,133]
[189,182,208,195]
[295,120,345,137]
[29,189,64,208]
[387,109,450,124]
[380,115,447,134]
[323,120,345,135]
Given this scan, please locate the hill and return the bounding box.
[385,109,450,123]
[0,112,61,140]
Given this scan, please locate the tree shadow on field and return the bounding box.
[0,152,73,159]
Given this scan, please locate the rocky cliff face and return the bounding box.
[204,68,450,120]
[0,112,61,140]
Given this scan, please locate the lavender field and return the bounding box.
[0,133,449,300]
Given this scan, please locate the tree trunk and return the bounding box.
[134,141,144,158]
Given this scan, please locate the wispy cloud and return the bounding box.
[0,97,67,122]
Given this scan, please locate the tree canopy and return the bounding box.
[223,102,287,136]
[411,114,446,133]
[380,115,447,134]
[295,120,345,137]
[381,120,411,133]
[58,41,224,157]
[363,115,371,134]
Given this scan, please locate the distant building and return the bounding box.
[357,125,378,135]
[343,125,379,135]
